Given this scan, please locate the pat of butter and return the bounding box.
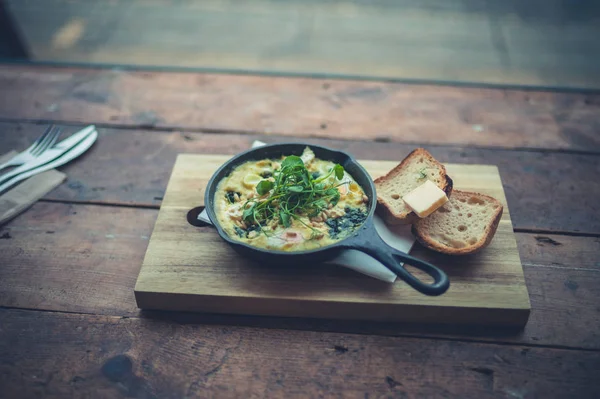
[402,180,448,218]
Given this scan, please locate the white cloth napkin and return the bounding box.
[199,141,416,283]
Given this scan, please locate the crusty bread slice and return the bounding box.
[374,148,453,225]
[412,190,503,255]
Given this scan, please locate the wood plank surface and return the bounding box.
[0,202,154,316]
[135,155,530,326]
[1,308,599,399]
[0,66,599,151]
[5,0,600,89]
[0,59,597,398]
[1,202,599,349]
[1,122,599,234]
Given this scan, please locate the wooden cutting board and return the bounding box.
[135,154,531,327]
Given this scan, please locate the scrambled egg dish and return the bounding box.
[214,147,369,251]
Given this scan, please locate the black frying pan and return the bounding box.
[204,143,449,296]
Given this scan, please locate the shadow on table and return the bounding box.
[138,309,524,341]
[0,2,29,59]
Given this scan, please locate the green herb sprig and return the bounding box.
[241,155,346,238]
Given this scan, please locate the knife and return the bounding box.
[0,129,98,194]
[0,125,96,186]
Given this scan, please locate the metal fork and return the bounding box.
[0,125,62,172]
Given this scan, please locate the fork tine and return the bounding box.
[46,127,61,149]
[32,126,60,156]
[29,125,55,154]
[32,125,57,155]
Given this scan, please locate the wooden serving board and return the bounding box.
[135,154,531,327]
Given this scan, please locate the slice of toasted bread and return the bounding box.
[374,148,453,225]
[412,190,503,255]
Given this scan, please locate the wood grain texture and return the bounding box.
[1,122,598,234]
[0,202,155,315]
[1,202,598,349]
[135,155,530,325]
[517,233,600,271]
[1,308,599,399]
[0,66,599,151]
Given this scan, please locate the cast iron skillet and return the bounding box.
[204,143,450,296]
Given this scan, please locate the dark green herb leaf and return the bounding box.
[281,155,304,169]
[256,180,274,195]
[234,226,245,237]
[280,211,291,227]
[225,191,238,203]
[242,203,256,222]
[288,185,304,193]
[247,224,261,233]
[325,207,367,239]
[333,164,345,180]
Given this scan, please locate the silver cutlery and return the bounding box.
[0,129,98,194]
[0,125,96,187]
[0,125,62,172]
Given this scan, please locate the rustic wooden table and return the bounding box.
[0,65,599,398]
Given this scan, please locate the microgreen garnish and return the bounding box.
[333,164,344,180]
[417,168,428,180]
[256,180,274,195]
[241,155,346,238]
[280,211,291,228]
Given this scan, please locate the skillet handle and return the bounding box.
[350,232,450,296]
